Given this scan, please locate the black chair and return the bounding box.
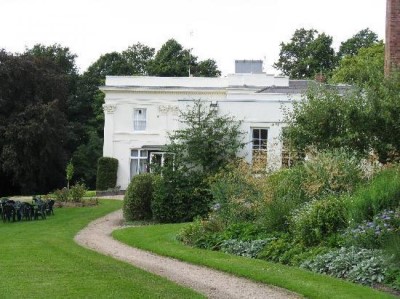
[33,197,47,220]
[45,199,55,216]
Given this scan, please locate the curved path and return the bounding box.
[74,209,299,299]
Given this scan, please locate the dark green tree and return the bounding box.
[121,42,155,75]
[0,50,69,194]
[148,39,220,77]
[273,28,337,79]
[337,28,380,58]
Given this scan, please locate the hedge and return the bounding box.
[96,157,118,191]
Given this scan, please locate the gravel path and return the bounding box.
[74,209,300,299]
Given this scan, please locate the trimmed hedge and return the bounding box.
[96,157,118,191]
[123,173,155,221]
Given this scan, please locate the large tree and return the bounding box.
[147,39,221,77]
[274,28,337,79]
[0,50,69,194]
[337,28,380,58]
[331,43,384,86]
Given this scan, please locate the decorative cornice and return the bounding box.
[103,104,117,114]
[158,105,179,114]
[100,86,226,96]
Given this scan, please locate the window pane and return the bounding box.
[261,129,268,140]
[130,159,138,179]
[131,150,138,157]
[140,150,148,157]
[253,139,259,149]
[139,159,147,174]
[253,129,260,139]
[134,108,147,131]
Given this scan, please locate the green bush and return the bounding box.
[123,173,155,221]
[347,166,400,223]
[301,149,363,198]
[69,183,87,202]
[177,217,224,250]
[290,197,347,246]
[96,157,118,191]
[301,246,389,286]
[209,161,265,227]
[262,149,362,233]
[257,234,330,266]
[53,187,69,202]
[152,171,212,223]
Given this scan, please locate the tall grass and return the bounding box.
[347,166,400,223]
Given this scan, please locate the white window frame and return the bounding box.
[133,108,147,131]
[130,149,148,179]
[251,127,268,171]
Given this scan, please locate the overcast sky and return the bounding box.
[0,0,386,75]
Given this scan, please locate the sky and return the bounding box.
[0,0,387,75]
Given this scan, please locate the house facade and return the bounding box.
[101,65,308,190]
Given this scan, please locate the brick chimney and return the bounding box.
[385,0,400,75]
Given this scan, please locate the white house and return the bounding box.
[101,61,308,190]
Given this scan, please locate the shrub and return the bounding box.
[177,217,224,250]
[123,173,155,221]
[290,197,347,246]
[209,160,265,226]
[262,166,306,232]
[301,246,389,286]
[301,149,363,198]
[262,149,362,233]
[343,208,400,249]
[96,157,118,191]
[347,166,400,223]
[152,171,212,223]
[69,183,87,202]
[220,239,268,258]
[53,187,69,202]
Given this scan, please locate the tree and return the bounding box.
[193,59,221,77]
[274,28,337,79]
[66,160,74,189]
[337,28,380,58]
[147,39,221,77]
[331,43,384,86]
[167,100,245,174]
[284,84,370,155]
[285,72,400,164]
[121,42,155,75]
[0,50,69,194]
[152,100,244,223]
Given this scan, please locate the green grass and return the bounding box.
[0,201,203,299]
[113,223,397,299]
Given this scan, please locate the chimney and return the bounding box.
[385,0,400,75]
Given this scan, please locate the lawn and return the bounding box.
[113,223,397,299]
[0,200,203,299]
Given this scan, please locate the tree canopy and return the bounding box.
[337,28,380,58]
[274,27,380,81]
[331,43,384,86]
[0,50,70,194]
[273,28,337,79]
[148,39,221,77]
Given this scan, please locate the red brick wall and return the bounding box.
[385,0,400,75]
